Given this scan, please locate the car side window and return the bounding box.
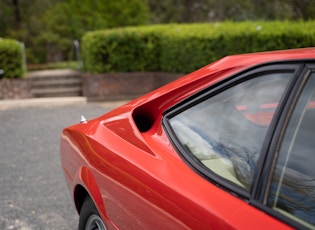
[168,72,293,190]
[267,72,315,229]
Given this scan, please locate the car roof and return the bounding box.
[209,47,315,71]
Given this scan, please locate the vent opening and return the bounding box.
[133,111,154,132]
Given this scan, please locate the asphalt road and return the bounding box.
[0,102,125,230]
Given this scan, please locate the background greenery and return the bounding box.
[82,21,315,74]
[1,0,315,65]
[0,38,24,78]
[0,0,149,64]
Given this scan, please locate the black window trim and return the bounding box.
[162,61,306,200]
[252,63,306,201]
[259,65,313,202]
[252,63,315,230]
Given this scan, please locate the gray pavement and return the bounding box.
[0,98,128,230]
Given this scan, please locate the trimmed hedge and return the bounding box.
[0,39,24,78]
[82,21,315,74]
[82,27,161,73]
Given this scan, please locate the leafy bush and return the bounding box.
[0,39,24,78]
[82,21,315,74]
[82,27,161,73]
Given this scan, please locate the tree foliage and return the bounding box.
[1,0,149,63]
[148,0,315,23]
[0,0,314,64]
[39,0,149,62]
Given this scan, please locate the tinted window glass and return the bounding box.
[169,73,293,190]
[267,72,315,228]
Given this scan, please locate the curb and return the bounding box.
[0,97,87,110]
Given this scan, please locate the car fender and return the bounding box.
[77,166,106,219]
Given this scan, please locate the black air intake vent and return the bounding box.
[132,110,154,133]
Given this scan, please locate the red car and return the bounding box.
[60,48,315,230]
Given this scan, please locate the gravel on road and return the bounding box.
[0,102,126,230]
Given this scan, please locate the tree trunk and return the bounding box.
[12,0,21,30]
[183,0,193,22]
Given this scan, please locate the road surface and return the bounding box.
[0,101,126,230]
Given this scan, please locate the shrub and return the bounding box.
[82,21,315,74]
[0,39,24,78]
[82,27,161,73]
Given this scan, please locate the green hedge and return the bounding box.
[82,21,315,74]
[82,27,161,73]
[0,39,24,78]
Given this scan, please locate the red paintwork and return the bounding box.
[60,48,315,229]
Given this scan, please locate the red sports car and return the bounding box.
[60,48,315,230]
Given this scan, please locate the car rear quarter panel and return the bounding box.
[59,48,315,229]
[61,116,292,229]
